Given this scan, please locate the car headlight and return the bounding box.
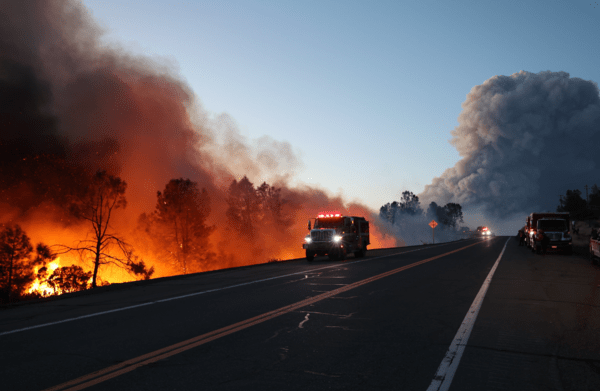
[333,235,342,243]
[305,237,312,243]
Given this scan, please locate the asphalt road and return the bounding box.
[1,236,599,390]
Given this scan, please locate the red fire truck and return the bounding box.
[302,212,370,261]
[526,212,572,254]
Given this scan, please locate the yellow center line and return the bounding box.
[45,239,487,391]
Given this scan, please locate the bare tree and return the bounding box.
[155,178,214,274]
[64,170,153,288]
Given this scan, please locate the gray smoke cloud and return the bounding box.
[420,71,600,228]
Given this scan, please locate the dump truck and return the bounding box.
[526,212,572,254]
[302,212,370,261]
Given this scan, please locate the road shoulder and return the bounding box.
[452,237,600,390]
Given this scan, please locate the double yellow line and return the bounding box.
[46,240,485,391]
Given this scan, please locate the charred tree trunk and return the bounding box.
[92,241,101,288]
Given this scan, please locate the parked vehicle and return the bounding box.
[526,212,572,254]
[590,228,600,265]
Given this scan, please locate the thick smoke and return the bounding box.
[0,1,398,280]
[420,71,600,230]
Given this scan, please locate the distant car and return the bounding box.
[475,226,492,237]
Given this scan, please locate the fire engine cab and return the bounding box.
[526,212,572,254]
[303,212,370,261]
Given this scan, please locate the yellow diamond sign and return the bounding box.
[429,220,438,229]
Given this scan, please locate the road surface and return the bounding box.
[1,236,599,390]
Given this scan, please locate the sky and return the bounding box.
[81,0,600,230]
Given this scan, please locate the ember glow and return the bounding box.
[0,1,401,298]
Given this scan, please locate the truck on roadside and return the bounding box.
[526,212,572,254]
[590,228,600,265]
[302,212,369,261]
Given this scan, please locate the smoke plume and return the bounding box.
[420,71,600,229]
[0,1,398,281]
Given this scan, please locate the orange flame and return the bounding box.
[29,258,61,297]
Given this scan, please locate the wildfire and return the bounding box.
[28,258,61,297]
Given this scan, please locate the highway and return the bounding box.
[1,236,599,390]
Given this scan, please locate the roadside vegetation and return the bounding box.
[379,191,465,245]
[1,168,288,305]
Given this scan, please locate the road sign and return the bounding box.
[429,220,437,244]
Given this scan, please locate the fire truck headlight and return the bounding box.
[305,237,312,243]
[333,235,342,243]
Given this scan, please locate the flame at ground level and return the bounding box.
[17,205,401,299]
[29,258,61,297]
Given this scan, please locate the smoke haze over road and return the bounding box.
[0,0,398,282]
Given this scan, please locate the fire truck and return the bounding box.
[590,228,600,265]
[302,212,370,261]
[525,212,572,254]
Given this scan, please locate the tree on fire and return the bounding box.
[64,170,154,288]
[226,176,286,239]
[45,265,92,294]
[154,178,215,274]
[0,225,54,303]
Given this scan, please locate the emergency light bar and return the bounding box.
[317,212,341,218]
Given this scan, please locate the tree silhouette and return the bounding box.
[588,184,600,218]
[0,225,53,303]
[226,176,260,238]
[398,191,422,215]
[380,191,423,224]
[256,181,285,224]
[557,189,590,220]
[425,202,463,228]
[46,265,92,294]
[442,203,464,228]
[226,176,288,240]
[155,178,214,274]
[63,170,153,288]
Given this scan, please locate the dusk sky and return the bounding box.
[82,0,600,229]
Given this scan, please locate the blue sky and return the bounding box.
[82,0,600,216]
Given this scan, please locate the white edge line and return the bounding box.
[426,237,510,391]
[0,238,484,337]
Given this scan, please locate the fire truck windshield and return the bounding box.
[537,219,567,231]
[314,217,343,229]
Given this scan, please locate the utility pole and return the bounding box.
[558,195,565,210]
